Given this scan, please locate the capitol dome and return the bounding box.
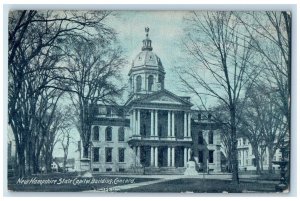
[128,27,166,94]
[131,51,164,72]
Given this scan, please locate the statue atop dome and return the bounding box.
[145,27,149,37]
[142,27,153,51]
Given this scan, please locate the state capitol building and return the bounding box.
[80,28,223,174]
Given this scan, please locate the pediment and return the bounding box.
[148,95,183,105]
[137,90,192,106]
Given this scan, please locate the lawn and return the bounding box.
[121,178,278,193]
[8,172,157,192]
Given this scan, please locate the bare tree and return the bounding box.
[8,10,117,176]
[179,11,259,183]
[237,11,291,142]
[242,83,287,173]
[238,86,266,174]
[64,36,125,159]
[58,127,72,172]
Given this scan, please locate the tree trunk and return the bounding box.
[16,148,26,177]
[33,155,40,174]
[230,107,239,184]
[252,147,261,174]
[268,147,275,173]
[63,151,67,172]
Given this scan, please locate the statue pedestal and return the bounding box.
[184,161,198,176]
[77,158,93,178]
[80,158,90,171]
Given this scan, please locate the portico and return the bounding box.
[133,144,192,168]
[131,108,192,139]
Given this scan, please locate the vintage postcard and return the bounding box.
[7,10,291,193]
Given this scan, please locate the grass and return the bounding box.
[121,178,278,193]
[7,172,157,192]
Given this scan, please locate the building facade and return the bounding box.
[236,137,281,171]
[82,28,222,174]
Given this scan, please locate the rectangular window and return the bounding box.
[105,147,112,163]
[106,107,112,116]
[208,131,214,144]
[106,168,112,172]
[119,168,125,172]
[198,132,203,144]
[93,168,99,172]
[93,147,99,162]
[118,128,125,142]
[198,150,204,163]
[119,148,125,162]
[106,127,112,141]
[208,150,214,163]
[93,126,99,141]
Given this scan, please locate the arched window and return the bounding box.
[129,77,132,91]
[198,113,201,121]
[208,130,214,144]
[208,113,212,120]
[106,127,112,141]
[93,126,99,141]
[198,130,203,144]
[158,75,164,89]
[148,75,154,91]
[136,75,142,92]
[118,127,125,142]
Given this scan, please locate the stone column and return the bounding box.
[215,147,221,172]
[134,147,137,166]
[150,146,154,166]
[167,111,171,137]
[130,111,132,131]
[137,109,141,135]
[188,148,191,161]
[167,147,171,167]
[171,111,175,137]
[155,110,158,136]
[171,147,175,167]
[137,146,141,165]
[151,110,154,136]
[184,147,187,167]
[184,112,187,137]
[154,147,158,167]
[133,109,136,135]
[187,112,191,137]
